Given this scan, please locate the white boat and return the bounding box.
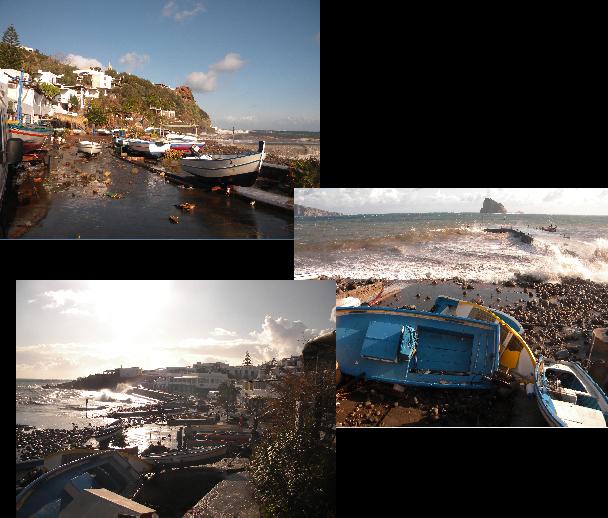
[142,444,227,465]
[165,133,197,142]
[77,141,102,155]
[180,141,265,187]
[92,419,123,441]
[71,129,82,135]
[534,356,608,427]
[96,129,112,135]
[126,140,151,154]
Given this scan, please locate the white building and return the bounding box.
[74,68,113,93]
[228,365,260,380]
[118,367,142,378]
[58,86,85,110]
[35,70,63,85]
[154,371,229,394]
[0,70,53,123]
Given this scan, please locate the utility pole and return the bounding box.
[232,126,235,145]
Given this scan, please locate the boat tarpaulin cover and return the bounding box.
[399,325,417,358]
[361,321,404,362]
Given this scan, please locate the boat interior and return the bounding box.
[539,362,608,426]
[337,308,500,388]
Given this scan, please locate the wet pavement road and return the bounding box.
[12,139,293,239]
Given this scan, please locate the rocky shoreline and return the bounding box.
[335,275,608,427]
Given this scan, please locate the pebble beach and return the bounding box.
[335,275,608,427]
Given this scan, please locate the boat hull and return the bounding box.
[336,306,501,389]
[77,141,102,155]
[144,445,227,465]
[8,124,52,153]
[181,158,262,186]
[534,356,608,427]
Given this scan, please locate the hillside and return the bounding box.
[295,204,341,217]
[3,48,212,129]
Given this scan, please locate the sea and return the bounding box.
[294,213,608,283]
[16,379,151,430]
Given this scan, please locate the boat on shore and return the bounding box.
[77,141,102,155]
[92,419,123,441]
[142,444,227,465]
[8,122,53,153]
[541,224,557,232]
[336,301,502,389]
[430,296,536,383]
[16,450,152,517]
[180,141,265,187]
[534,356,608,427]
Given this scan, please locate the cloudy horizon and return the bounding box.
[16,280,334,380]
[295,188,608,216]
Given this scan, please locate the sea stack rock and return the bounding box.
[480,197,507,214]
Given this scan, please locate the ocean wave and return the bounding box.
[295,227,489,254]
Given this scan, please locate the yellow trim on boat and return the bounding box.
[464,302,537,379]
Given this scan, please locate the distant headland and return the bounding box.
[480,198,507,214]
[295,204,342,217]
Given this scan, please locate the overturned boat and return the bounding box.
[77,141,102,155]
[534,356,608,427]
[336,303,502,388]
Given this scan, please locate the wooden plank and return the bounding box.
[232,186,293,213]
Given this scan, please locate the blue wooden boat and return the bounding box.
[336,305,502,388]
[534,356,608,427]
[16,450,152,517]
[430,296,536,383]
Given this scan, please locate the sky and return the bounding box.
[295,188,608,215]
[0,0,320,131]
[16,280,335,379]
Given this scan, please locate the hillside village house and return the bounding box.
[1,64,116,120]
[0,69,53,123]
[74,68,113,96]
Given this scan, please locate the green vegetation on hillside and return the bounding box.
[0,24,212,129]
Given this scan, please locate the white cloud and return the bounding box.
[250,315,331,361]
[61,53,103,69]
[162,0,206,21]
[119,52,150,72]
[210,327,238,337]
[210,53,246,72]
[186,53,246,92]
[60,308,91,316]
[185,71,217,92]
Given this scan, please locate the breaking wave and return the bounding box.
[296,226,488,254]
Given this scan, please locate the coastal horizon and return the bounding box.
[16,280,336,516]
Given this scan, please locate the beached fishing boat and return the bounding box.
[8,122,53,153]
[534,356,608,427]
[126,140,152,154]
[77,141,102,155]
[92,419,123,441]
[16,450,152,517]
[142,444,227,465]
[336,304,501,388]
[165,134,205,151]
[430,296,536,383]
[180,141,265,187]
